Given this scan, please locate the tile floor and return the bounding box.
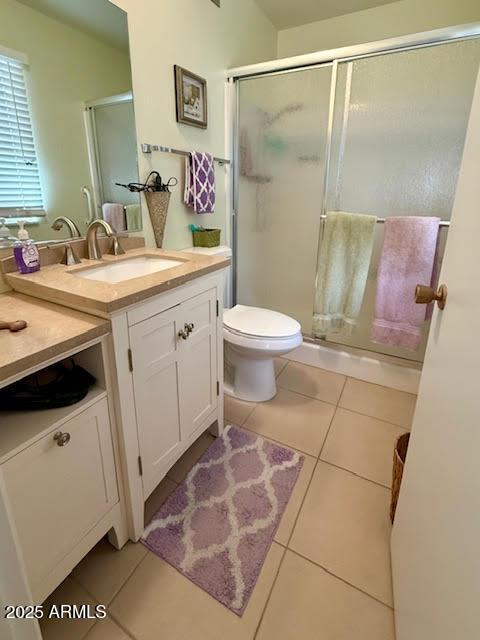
[41,359,417,640]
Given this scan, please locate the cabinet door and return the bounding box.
[129,306,181,498]
[2,398,118,594]
[178,289,217,441]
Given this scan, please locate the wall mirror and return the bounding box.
[0,0,141,247]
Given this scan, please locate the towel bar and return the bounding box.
[319,214,450,227]
[141,143,231,166]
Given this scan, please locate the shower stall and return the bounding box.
[229,26,480,369]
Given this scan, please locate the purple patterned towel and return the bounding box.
[184,151,216,214]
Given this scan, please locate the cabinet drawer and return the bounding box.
[2,398,118,593]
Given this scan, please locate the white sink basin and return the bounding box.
[75,256,184,284]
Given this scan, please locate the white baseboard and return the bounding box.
[284,341,421,394]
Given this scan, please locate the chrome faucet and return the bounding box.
[86,219,125,260]
[51,216,82,238]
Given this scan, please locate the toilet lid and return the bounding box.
[224,305,301,339]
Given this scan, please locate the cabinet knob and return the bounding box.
[178,329,189,340]
[185,323,195,334]
[53,431,71,447]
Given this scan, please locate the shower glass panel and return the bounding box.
[236,66,332,332]
[94,101,138,205]
[322,38,480,362]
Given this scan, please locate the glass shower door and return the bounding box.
[236,65,332,332]
[322,38,480,361]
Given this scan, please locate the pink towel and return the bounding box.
[372,216,440,351]
[102,203,126,232]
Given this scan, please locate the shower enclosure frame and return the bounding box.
[227,22,480,354]
[84,91,134,222]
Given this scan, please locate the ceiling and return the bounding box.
[255,0,399,30]
[16,0,129,52]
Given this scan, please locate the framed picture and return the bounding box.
[174,65,208,129]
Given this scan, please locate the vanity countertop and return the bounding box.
[0,293,110,384]
[1,247,230,318]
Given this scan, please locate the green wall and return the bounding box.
[0,0,132,240]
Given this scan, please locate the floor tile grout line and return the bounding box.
[77,618,98,640]
[104,548,152,616]
[106,609,138,640]
[285,458,321,549]
[66,580,137,640]
[275,383,342,410]
[237,415,392,490]
[228,368,413,429]
[318,458,392,490]
[254,383,324,639]
[257,381,412,430]
[253,544,288,640]
[287,547,394,611]
[253,457,322,638]
[346,372,418,397]
[238,421,317,458]
[70,543,148,610]
[335,404,412,431]
[317,379,344,460]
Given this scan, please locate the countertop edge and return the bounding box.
[0,322,110,386]
[5,256,230,317]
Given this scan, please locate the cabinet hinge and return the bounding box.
[216,300,219,317]
[138,455,143,476]
[217,381,220,396]
[127,348,133,372]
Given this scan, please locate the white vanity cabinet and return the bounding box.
[129,288,218,498]
[0,338,127,607]
[2,396,118,602]
[111,270,225,540]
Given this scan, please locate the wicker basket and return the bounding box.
[192,228,221,248]
[144,191,171,248]
[390,432,410,523]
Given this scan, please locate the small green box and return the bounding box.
[192,228,221,248]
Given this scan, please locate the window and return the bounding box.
[0,53,44,217]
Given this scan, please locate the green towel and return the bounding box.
[313,211,377,335]
[125,203,142,231]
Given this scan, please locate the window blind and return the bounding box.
[0,53,44,216]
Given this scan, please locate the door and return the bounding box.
[178,289,217,441]
[391,69,480,639]
[2,398,118,599]
[235,64,333,332]
[323,39,480,362]
[129,306,182,498]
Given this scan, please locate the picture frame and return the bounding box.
[174,65,208,129]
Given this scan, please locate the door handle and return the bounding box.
[415,284,448,310]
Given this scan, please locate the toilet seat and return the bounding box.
[223,324,302,352]
[224,305,301,340]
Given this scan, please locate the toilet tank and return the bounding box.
[182,245,233,309]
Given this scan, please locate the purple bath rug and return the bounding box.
[142,424,304,615]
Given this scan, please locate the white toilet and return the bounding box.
[223,305,302,402]
[183,246,302,402]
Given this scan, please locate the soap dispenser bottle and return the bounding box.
[0,218,12,248]
[13,221,40,274]
[0,218,10,240]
